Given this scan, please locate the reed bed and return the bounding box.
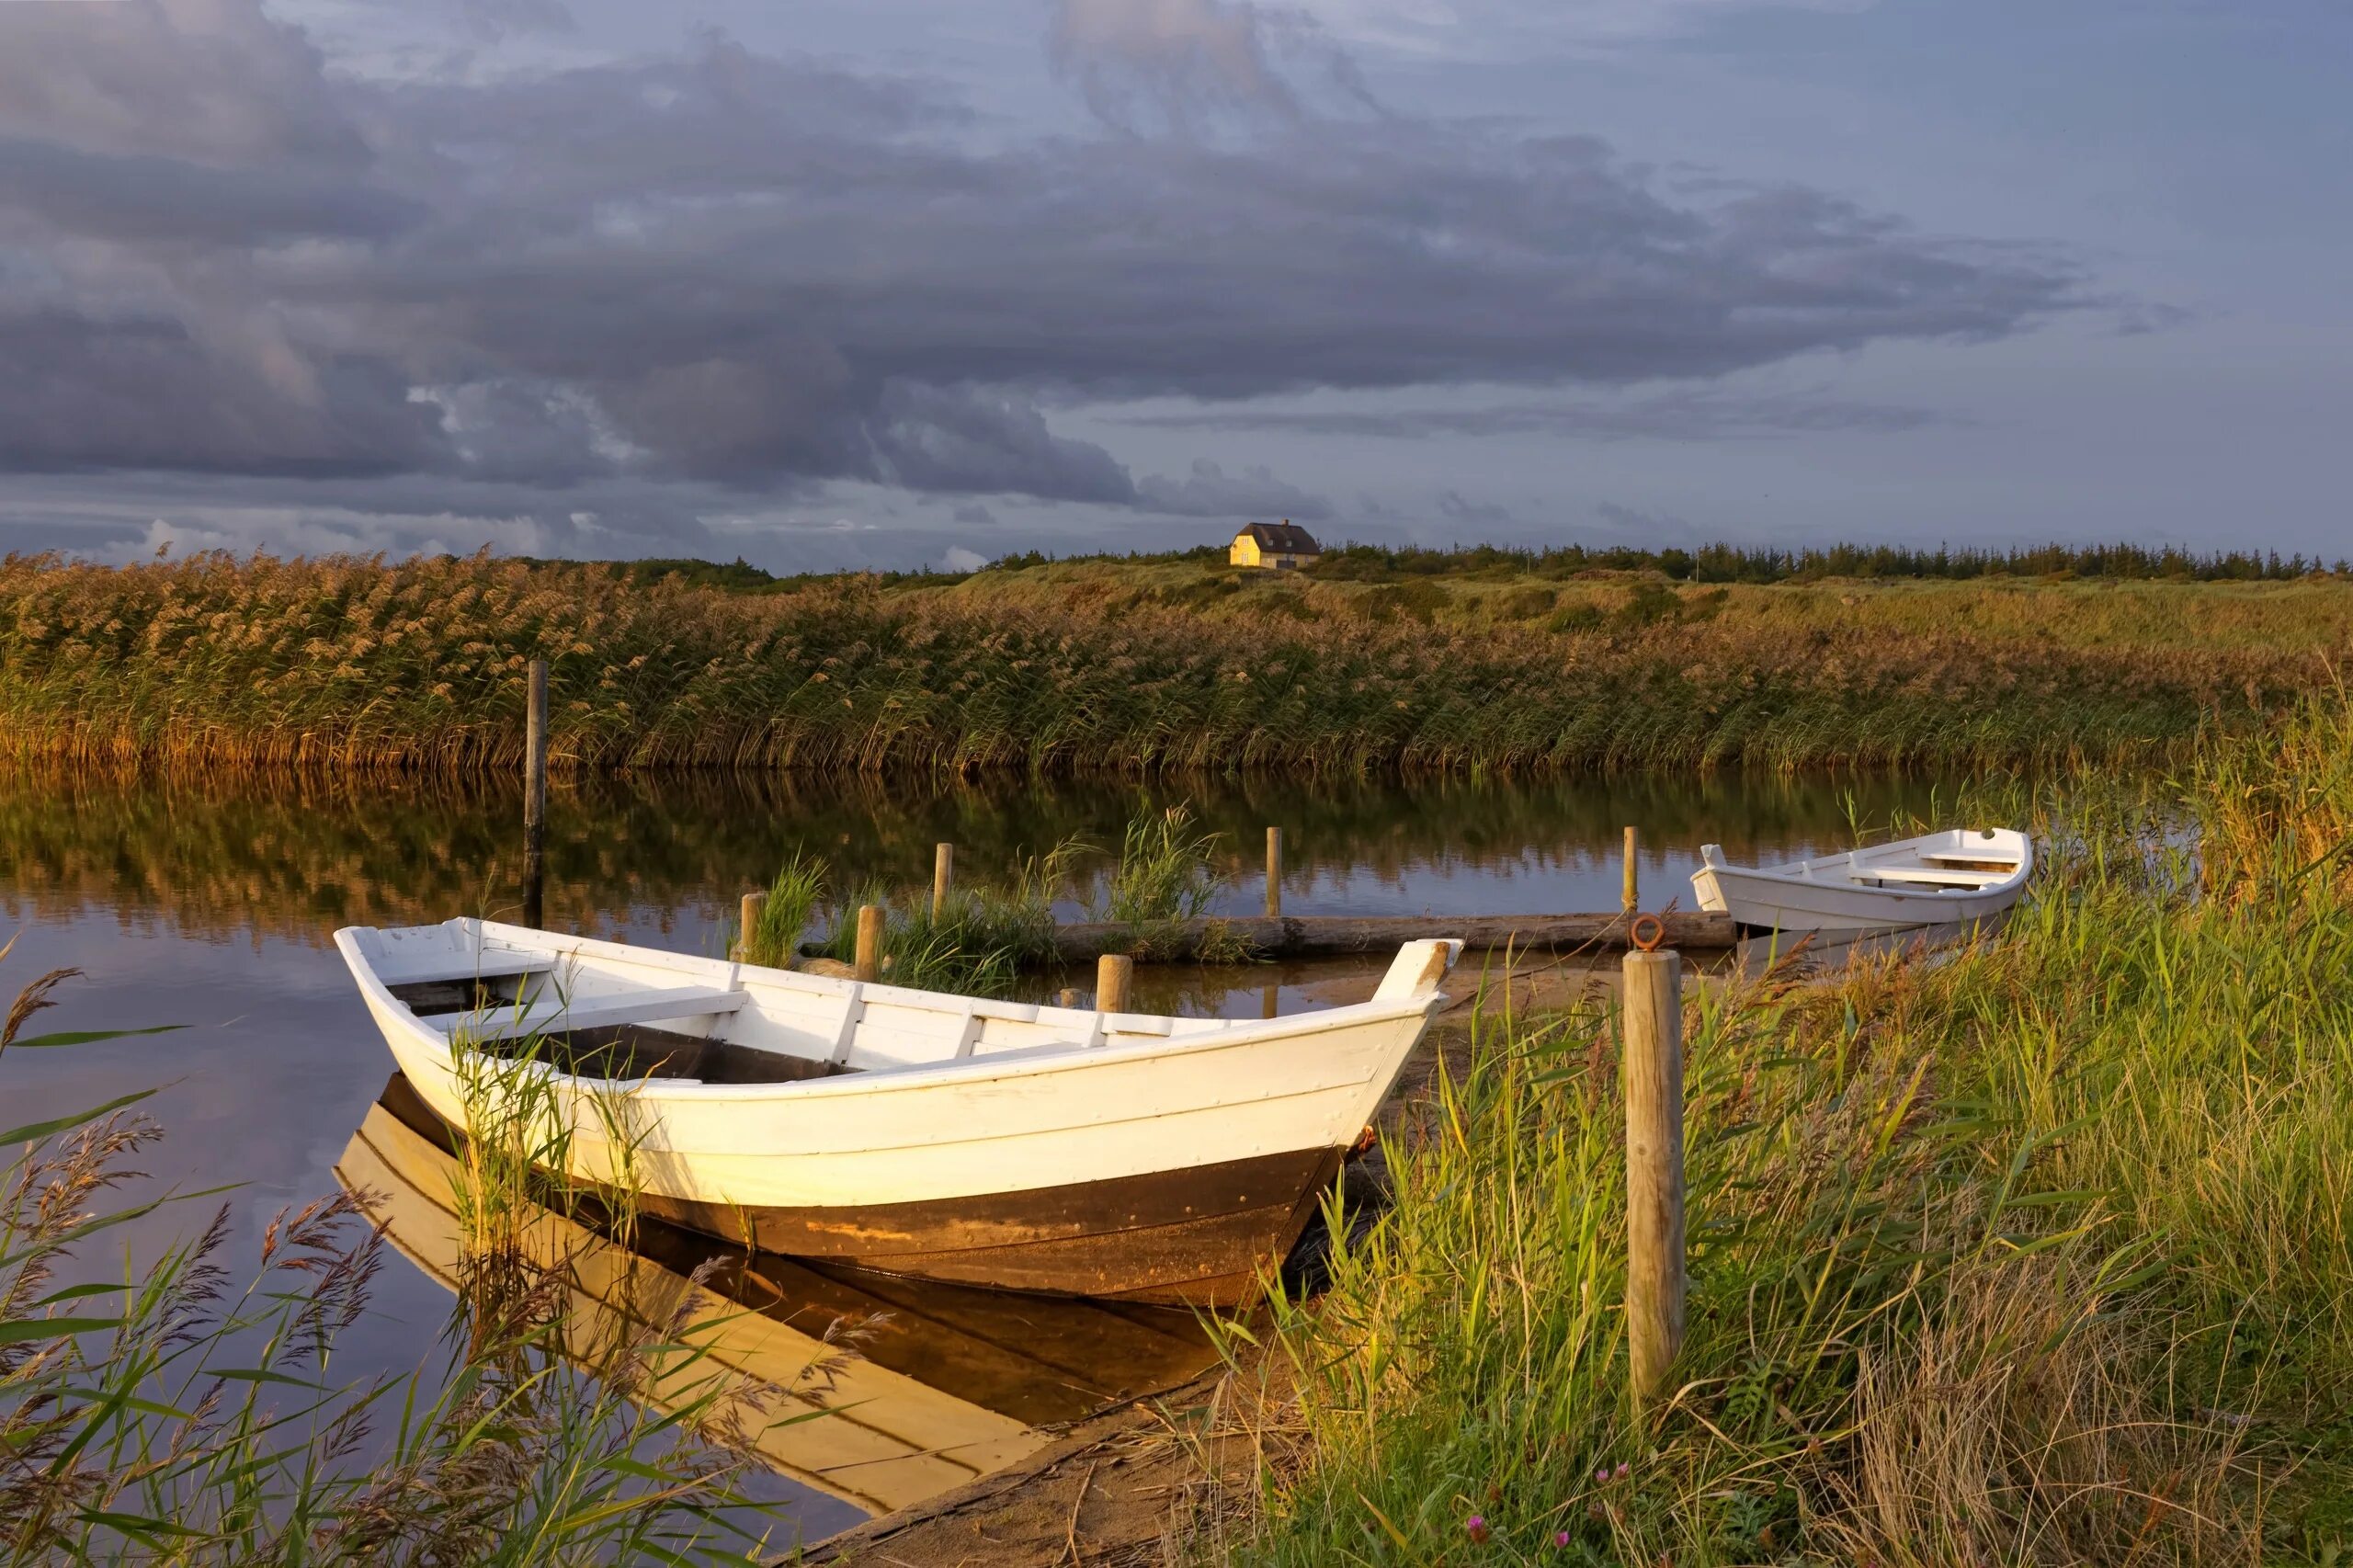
[1212,700,2353,1564]
[4,552,2336,780]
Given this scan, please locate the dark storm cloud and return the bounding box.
[1113,387,1952,440]
[0,0,2080,512]
[1134,460,1331,519]
[1438,490,1511,527]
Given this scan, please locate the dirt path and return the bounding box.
[790,1358,1282,1567]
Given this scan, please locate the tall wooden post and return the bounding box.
[933,843,955,921]
[522,658,549,929]
[1622,825,1640,915]
[854,904,884,983]
[738,890,767,963]
[1096,953,1133,1014]
[1265,826,1284,919]
[1623,947,1686,1413]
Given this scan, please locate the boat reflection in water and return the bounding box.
[335,1076,1223,1517]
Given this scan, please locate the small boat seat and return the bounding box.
[445,984,748,1043]
[352,927,555,987]
[1919,851,2021,869]
[1859,867,2013,887]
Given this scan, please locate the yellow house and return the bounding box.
[1229,521,1323,570]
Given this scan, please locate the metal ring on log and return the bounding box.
[1630,913,1666,952]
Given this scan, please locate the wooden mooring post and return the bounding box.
[1622,824,1640,914]
[737,890,767,962]
[933,843,955,920]
[1622,945,1687,1413]
[522,657,549,929]
[854,904,884,983]
[1096,953,1133,1013]
[1265,826,1283,919]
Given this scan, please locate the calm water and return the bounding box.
[0,766,1966,1540]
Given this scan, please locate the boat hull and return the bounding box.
[1692,865,2021,934]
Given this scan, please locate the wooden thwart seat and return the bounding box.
[363,938,556,988]
[1860,867,2012,887]
[445,985,748,1043]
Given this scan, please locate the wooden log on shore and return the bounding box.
[1033,911,1734,963]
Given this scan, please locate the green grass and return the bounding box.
[2,551,2338,778]
[1216,701,2353,1564]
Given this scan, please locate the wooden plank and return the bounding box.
[445,984,746,1042]
[373,948,555,987]
[1033,911,1734,962]
[1863,867,2012,886]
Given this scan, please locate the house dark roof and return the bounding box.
[1238,521,1322,555]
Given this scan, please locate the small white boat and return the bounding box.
[334,918,1462,1305]
[1691,827,2032,935]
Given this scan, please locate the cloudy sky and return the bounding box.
[0,0,2343,570]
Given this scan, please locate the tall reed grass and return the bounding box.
[1216,699,2353,1564]
[1,552,2327,779]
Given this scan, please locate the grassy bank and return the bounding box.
[4,551,2341,778]
[1218,700,2353,1563]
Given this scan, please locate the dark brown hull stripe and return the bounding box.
[635,1146,1347,1307]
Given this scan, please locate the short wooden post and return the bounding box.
[1622,825,1640,915]
[1096,953,1133,1014]
[1265,826,1283,919]
[522,658,549,928]
[1622,947,1686,1413]
[854,904,884,983]
[932,842,955,921]
[737,890,767,962]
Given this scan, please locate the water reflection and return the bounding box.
[0,765,1973,948]
[336,1076,1221,1518]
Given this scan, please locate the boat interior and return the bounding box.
[1702,830,2027,889]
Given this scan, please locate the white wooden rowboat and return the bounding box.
[333,918,1462,1304]
[1690,827,2032,935]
